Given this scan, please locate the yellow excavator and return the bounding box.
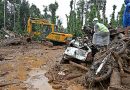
[27,17,73,44]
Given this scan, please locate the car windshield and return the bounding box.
[70,39,83,48]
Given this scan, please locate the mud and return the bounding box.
[0,42,63,90]
[0,42,130,90]
[25,69,53,90]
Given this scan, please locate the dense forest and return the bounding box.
[0,0,125,36]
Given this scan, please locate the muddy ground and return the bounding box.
[0,42,86,90]
[0,42,130,90]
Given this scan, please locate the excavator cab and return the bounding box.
[27,17,73,44]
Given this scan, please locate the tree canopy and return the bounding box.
[0,0,125,36]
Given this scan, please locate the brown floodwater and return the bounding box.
[25,69,53,90]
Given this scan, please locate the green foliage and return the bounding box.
[70,0,73,11]
[76,8,82,36]
[15,0,21,34]
[85,10,89,26]
[0,0,4,29]
[102,2,106,24]
[88,4,101,25]
[110,5,117,28]
[57,17,63,32]
[19,0,30,32]
[30,4,41,18]
[0,0,124,37]
[88,4,97,26]
[67,10,82,36]
[104,17,108,26]
[77,0,85,26]
[97,8,101,22]
[118,4,125,26]
[15,0,21,4]
[2,0,30,34]
[85,0,107,26]
[30,4,42,34]
[67,11,76,35]
[0,0,45,36]
[4,0,31,35]
[49,2,58,24]
[66,0,85,36]
[5,0,13,30]
[66,0,109,37]
[43,6,51,19]
[89,0,96,4]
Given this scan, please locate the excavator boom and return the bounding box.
[27,17,73,43]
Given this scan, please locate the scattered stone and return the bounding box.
[52,84,62,89]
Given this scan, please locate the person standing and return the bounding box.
[92,18,110,47]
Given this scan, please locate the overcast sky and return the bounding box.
[27,0,124,28]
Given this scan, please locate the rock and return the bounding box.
[52,84,62,89]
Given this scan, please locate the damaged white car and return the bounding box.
[61,38,93,63]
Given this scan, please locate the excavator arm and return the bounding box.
[27,17,73,43]
[27,17,54,35]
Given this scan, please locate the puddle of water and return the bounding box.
[67,85,84,90]
[25,69,53,90]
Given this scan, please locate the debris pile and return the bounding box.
[85,38,130,90]
[0,26,130,90]
[46,31,130,90]
[0,28,28,46]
